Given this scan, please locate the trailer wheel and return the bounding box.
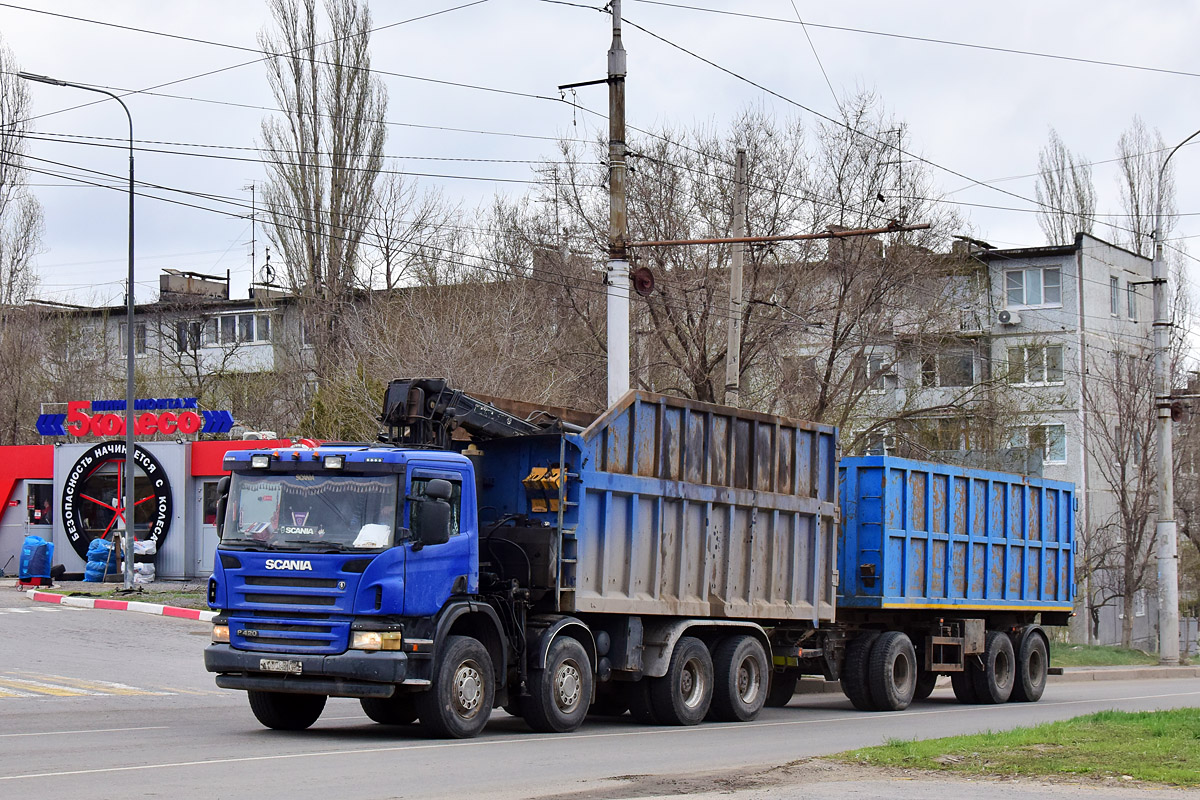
[523,637,593,733]
[247,690,326,731]
[765,672,799,708]
[649,636,713,725]
[969,630,1015,704]
[627,678,660,725]
[867,631,917,711]
[708,635,769,722]
[416,635,495,738]
[1010,631,1048,703]
[840,631,880,711]
[360,693,418,725]
[950,668,980,703]
[912,669,938,701]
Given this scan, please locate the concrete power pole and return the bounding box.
[724,148,747,407]
[606,0,630,407]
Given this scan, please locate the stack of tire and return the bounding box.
[83,538,120,582]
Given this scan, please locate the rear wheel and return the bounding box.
[649,636,713,725]
[950,668,980,703]
[970,631,1015,704]
[589,682,630,717]
[867,631,917,711]
[360,693,418,725]
[840,632,879,711]
[523,637,592,733]
[247,690,326,731]
[416,635,495,739]
[765,672,799,708]
[1011,631,1048,703]
[708,635,769,722]
[627,678,660,725]
[912,669,938,701]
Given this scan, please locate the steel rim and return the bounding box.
[892,651,913,692]
[555,660,583,712]
[453,659,484,719]
[1027,643,1045,684]
[680,657,707,709]
[995,648,1014,690]
[736,655,762,705]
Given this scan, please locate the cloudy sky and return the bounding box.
[4,0,1200,307]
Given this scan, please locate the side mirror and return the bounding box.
[411,498,452,548]
[215,476,231,537]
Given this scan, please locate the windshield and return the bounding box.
[221,473,399,551]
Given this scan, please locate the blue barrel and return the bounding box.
[19,535,54,581]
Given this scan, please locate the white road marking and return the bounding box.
[1,687,1197,782]
[0,726,169,739]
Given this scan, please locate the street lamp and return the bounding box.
[19,73,137,590]
[1151,126,1200,666]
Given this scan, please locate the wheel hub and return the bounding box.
[453,660,484,717]
[555,661,582,711]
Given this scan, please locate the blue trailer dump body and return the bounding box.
[837,456,1075,613]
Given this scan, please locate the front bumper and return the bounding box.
[205,644,424,698]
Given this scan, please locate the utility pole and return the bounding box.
[1151,127,1200,666]
[245,182,257,282]
[606,0,630,406]
[724,148,747,406]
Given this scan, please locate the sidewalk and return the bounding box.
[6,577,215,622]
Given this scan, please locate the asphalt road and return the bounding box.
[2,588,1199,800]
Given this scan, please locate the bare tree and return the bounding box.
[1034,127,1096,245]
[362,170,459,290]
[259,0,386,371]
[1080,348,1159,647]
[1115,116,1174,257]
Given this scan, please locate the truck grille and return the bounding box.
[230,616,347,654]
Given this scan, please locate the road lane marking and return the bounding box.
[0,687,36,698]
[9,671,173,697]
[0,678,94,697]
[2,686,1198,782]
[0,726,169,739]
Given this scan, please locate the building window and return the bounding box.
[220,315,237,345]
[1110,276,1120,316]
[120,322,147,356]
[921,348,975,388]
[1007,344,1064,385]
[257,314,272,342]
[866,355,890,392]
[1127,284,1137,320]
[1134,590,1147,618]
[1011,424,1067,464]
[175,320,202,353]
[1006,266,1062,308]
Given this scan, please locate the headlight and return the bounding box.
[250,454,271,469]
[323,454,345,470]
[211,624,230,643]
[350,631,403,651]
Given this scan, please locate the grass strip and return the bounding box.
[1052,643,1159,667]
[838,709,1200,786]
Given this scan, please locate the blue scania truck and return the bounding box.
[204,379,1075,737]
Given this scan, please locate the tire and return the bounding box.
[523,637,593,733]
[1010,631,1048,703]
[648,636,714,726]
[361,693,418,725]
[415,635,495,739]
[913,670,938,702]
[970,630,1015,704]
[708,635,769,722]
[765,672,799,708]
[840,632,880,711]
[950,668,980,703]
[867,631,917,711]
[589,682,630,717]
[627,678,660,725]
[247,690,326,731]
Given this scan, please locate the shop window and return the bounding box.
[27,483,53,526]
[202,482,220,526]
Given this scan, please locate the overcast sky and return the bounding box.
[4,0,1200,307]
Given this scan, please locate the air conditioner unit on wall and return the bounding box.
[998,309,1021,326]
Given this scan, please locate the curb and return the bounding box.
[26,589,216,622]
[1049,665,1200,682]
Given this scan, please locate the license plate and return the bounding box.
[259,658,303,675]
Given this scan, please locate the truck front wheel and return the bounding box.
[416,635,495,738]
[361,693,418,725]
[247,690,326,731]
[649,636,713,725]
[708,635,768,722]
[524,637,593,733]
